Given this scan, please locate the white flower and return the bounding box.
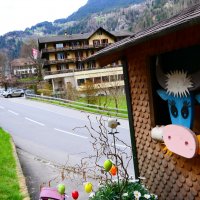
[151,194,158,199]
[134,191,141,199]
[144,194,151,199]
[89,192,95,198]
[122,193,128,197]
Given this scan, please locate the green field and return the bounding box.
[78,95,127,110]
[29,95,128,118]
[0,128,23,200]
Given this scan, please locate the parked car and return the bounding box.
[3,89,25,98]
[0,89,4,96]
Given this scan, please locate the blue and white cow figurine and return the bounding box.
[151,57,200,158]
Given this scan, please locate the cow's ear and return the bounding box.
[157,89,169,101]
[195,94,200,103]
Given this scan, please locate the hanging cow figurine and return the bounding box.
[151,56,200,158]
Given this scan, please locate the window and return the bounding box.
[93,40,100,46]
[118,74,124,80]
[98,30,102,35]
[110,75,118,82]
[60,64,67,70]
[101,39,108,44]
[94,77,101,84]
[87,61,95,69]
[57,53,65,60]
[77,79,85,86]
[75,51,83,59]
[102,76,109,82]
[56,43,63,48]
[86,78,93,83]
[76,62,84,70]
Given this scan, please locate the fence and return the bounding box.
[26,94,128,118]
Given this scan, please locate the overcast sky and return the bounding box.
[0,0,87,36]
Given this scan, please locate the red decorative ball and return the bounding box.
[72,190,79,199]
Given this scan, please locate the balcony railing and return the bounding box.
[44,57,86,65]
[43,65,123,76]
[42,43,111,53]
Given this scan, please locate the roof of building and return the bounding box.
[38,27,132,43]
[11,58,35,68]
[86,3,200,61]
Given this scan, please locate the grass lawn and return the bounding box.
[0,128,23,200]
[78,95,127,110]
[29,95,128,118]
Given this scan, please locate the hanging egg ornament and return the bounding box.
[72,190,79,199]
[84,182,93,193]
[103,159,113,172]
[110,165,117,176]
[57,183,65,194]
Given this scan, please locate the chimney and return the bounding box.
[64,31,67,36]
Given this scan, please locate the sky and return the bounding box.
[0,0,88,36]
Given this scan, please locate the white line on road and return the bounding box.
[8,110,19,115]
[54,128,88,139]
[0,106,5,109]
[25,117,45,126]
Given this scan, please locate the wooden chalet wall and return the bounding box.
[125,24,200,200]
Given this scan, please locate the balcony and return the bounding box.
[44,57,85,65]
[42,43,111,53]
[44,65,123,77]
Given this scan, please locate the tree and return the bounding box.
[97,73,125,112]
[65,82,78,101]
[81,80,98,104]
[0,51,16,90]
[20,39,43,81]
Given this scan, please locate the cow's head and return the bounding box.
[156,56,200,129]
[157,89,194,128]
[150,57,200,158]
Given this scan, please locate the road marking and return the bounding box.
[25,117,45,126]
[0,106,5,109]
[54,128,88,139]
[8,110,19,115]
[111,143,130,149]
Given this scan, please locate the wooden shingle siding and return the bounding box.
[125,24,200,200]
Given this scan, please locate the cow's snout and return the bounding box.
[163,124,199,158]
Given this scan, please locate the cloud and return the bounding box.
[0,0,87,35]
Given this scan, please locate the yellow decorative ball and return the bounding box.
[84,182,93,193]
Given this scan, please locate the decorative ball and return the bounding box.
[84,182,93,193]
[57,183,65,194]
[72,190,79,199]
[103,160,113,172]
[110,165,117,176]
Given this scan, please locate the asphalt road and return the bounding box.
[0,96,134,199]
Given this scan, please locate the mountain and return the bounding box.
[0,0,198,59]
[65,0,143,22]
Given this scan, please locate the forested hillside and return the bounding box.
[0,0,199,59]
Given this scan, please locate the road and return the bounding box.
[0,96,134,199]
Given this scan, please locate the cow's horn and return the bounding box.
[190,70,200,91]
[156,56,166,89]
